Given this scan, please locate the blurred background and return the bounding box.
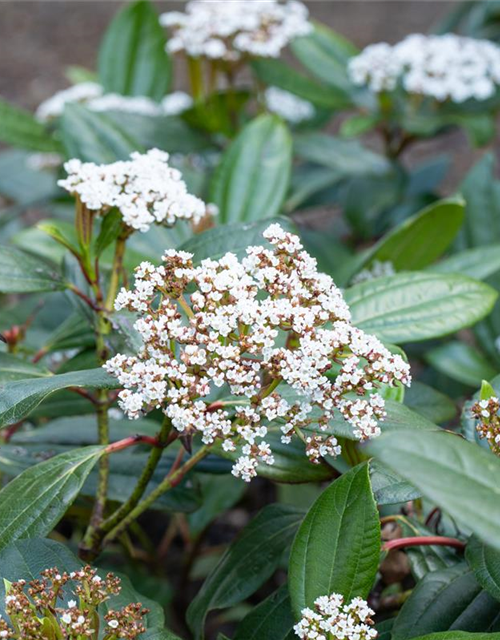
[1,2,458,109]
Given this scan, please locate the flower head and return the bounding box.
[294,593,377,640]
[58,149,209,233]
[471,396,500,455]
[160,0,312,61]
[104,224,410,481]
[349,33,500,102]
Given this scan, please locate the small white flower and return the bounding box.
[108,620,120,629]
[61,613,72,625]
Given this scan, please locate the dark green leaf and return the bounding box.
[0,98,61,152]
[288,463,380,617]
[366,430,500,551]
[60,103,140,163]
[346,272,498,344]
[429,245,500,281]
[0,246,65,293]
[411,633,500,640]
[234,586,295,640]
[426,342,496,387]
[0,354,49,383]
[0,368,118,428]
[369,460,421,506]
[392,564,500,640]
[0,446,103,550]
[404,381,456,425]
[187,504,303,639]
[210,115,292,223]
[98,0,171,100]
[467,536,500,602]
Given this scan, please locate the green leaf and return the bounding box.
[411,634,500,640]
[294,132,390,177]
[187,504,303,639]
[187,474,246,537]
[0,246,65,293]
[288,463,380,617]
[0,368,118,428]
[0,354,50,383]
[234,586,296,640]
[291,22,358,92]
[251,58,348,109]
[0,98,61,152]
[179,217,297,264]
[0,538,165,631]
[210,114,292,223]
[60,103,140,163]
[404,381,456,425]
[340,113,379,137]
[429,245,500,280]
[0,446,103,550]
[426,342,497,387]
[369,460,421,506]
[346,272,498,344]
[98,0,171,100]
[391,564,500,640]
[364,198,465,271]
[366,430,500,551]
[94,209,123,257]
[467,536,500,602]
[481,381,497,401]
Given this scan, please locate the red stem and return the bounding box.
[383,536,465,553]
[105,434,162,454]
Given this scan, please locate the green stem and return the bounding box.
[188,56,204,101]
[99,418,172,536]
[104,232,128,311]
[103,446,210,545]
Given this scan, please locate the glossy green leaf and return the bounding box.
[251,58,348,109]
[411,633,500,640]
[0,368,118,428]
[404,381,456,425]
[288,463,380,617]
[294,132,390,177]
[366,430,500,551]
[0,98,61,152]
[0,446,103,550]
[0,354,50,383]
[210,114,292,223]
[346,272,498,344]
[364,198,465,271]
[369,460,421,506]
[0,538,165,630]
[429,245,500,280]
[234,585,295,640]
[426,342,496,387]
[392,564,500,640]
[60,103,140,163]
[467,536,500,602]
[98,0,171,100]
[0,246,65,293]
[187,504,303,639]
[180,217,297,264]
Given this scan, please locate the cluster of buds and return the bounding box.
[0,566,148,639]
[294,594,378,640]
[58,149,215,233]
[471,396,500,456]
[160,0,312,61]
[104,224,411,481]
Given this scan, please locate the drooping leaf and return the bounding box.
[60,103,140,163]
[234,585,296,640]
[210,114,292,223]
[0,98,61,152]
[426,342,496,387]
[366,430,500,551]
[0,247,65,294]
[0,447,104,550]
[187,504,303,639]
[0,368,118,428]
[346,272,498,344]
[98,0,171,100]
[467,536,500,602]
[288,463,380,617]
[391,564,500,640]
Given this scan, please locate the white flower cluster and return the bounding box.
[58,149,210,233]
[349,34,500,102]
[294,593,378,640]
[471,396,500,456]
[104,224,410,481]
[351,260,396,286]
[160,0,312,61]
[36,82,193,121]
[265,87,315,123]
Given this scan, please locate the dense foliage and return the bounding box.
[1,1,500,639]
